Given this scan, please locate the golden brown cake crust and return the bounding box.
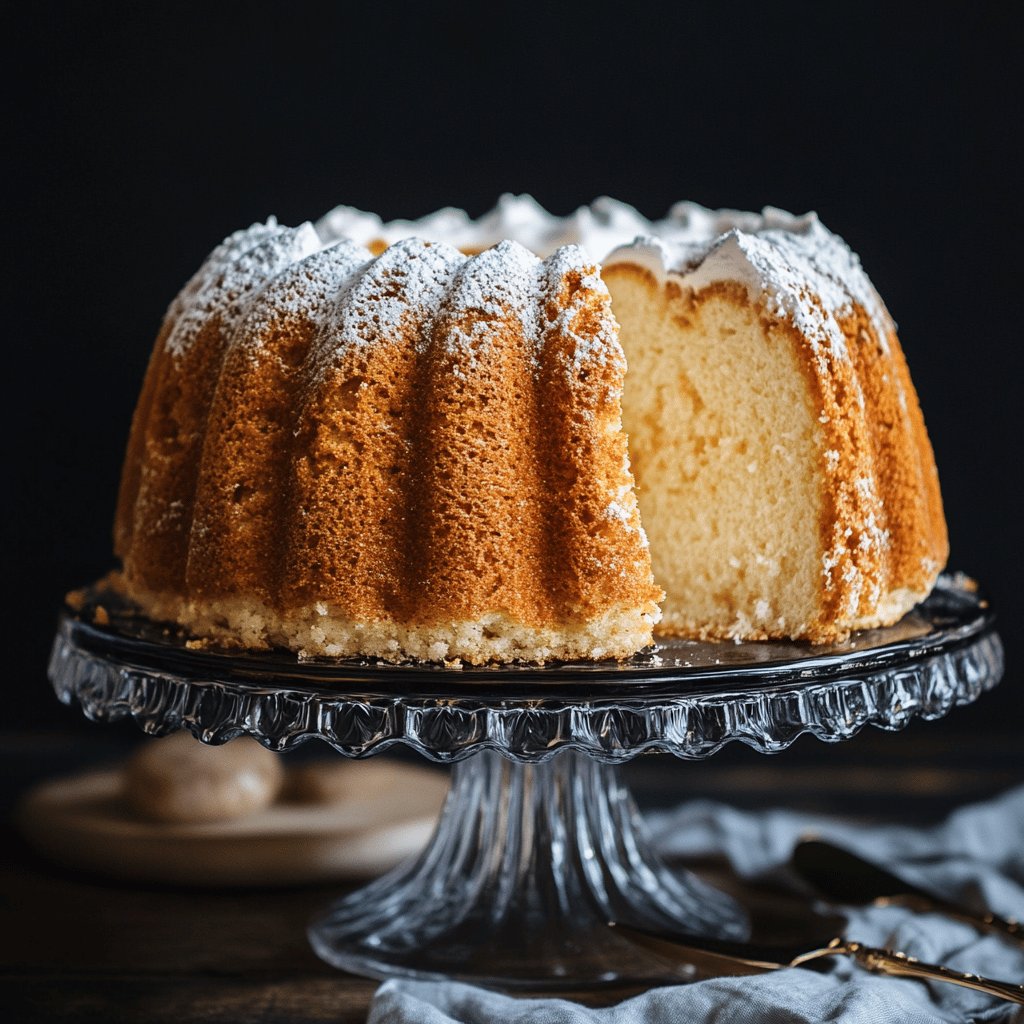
[810,309,948,635]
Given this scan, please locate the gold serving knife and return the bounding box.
[610,923,1024,1004]
[792,838,1023,944]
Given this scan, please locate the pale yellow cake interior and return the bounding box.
[608,270,825,640]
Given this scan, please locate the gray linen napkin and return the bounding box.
[368,783,1024,1023]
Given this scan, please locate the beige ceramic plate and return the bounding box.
[18,759,449,886]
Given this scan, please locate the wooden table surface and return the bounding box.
[3,724,1022,1023]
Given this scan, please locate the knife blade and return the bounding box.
[793,838,1023,943]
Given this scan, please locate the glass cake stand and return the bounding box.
[48,574,1003,989]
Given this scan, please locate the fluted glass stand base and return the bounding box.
[309,749,744,987]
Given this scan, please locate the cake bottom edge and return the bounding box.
[114,582,661,666]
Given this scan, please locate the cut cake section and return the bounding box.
[603,208,947,642]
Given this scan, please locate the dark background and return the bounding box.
[6,3,1022,750]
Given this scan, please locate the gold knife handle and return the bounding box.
[877,894,1023,943]
[793,938,1024,1004]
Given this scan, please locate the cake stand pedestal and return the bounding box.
[49,575,1002,989]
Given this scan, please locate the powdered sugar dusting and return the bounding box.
[231,240,370,358]
[606,206,895,362]
[174,221,629,389]
[315,196,896,366]
[314,206,386,246]
[172,198,892,395]
[435,240,542,364]
[540,245,625,377]
[163,220,282,327]
[327,237,465,357]
[164,223,321,359]
[316,194,652,262]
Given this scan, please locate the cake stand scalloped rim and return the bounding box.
[48,600,1004,764]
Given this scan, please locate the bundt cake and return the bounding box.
[113,196,947,661]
